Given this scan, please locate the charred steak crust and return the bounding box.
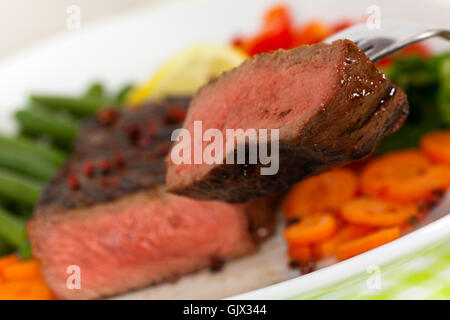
[166,40,409,202]
[36,97,191,214]
[29,98,276,299]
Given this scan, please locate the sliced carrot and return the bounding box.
[314,225,373,258]
[336,227,401,261]
[420,130,450,165]
[0,279,54,300]
[0,254,20,270]
[341,197,419,227]
[282,168,358,219]
[361,150,450,202]
[284,213,337,245]
[2,260,41,282]
[288,245,312,262]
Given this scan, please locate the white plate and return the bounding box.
[0,0,449,299]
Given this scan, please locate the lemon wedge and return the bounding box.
[126,44,249,104]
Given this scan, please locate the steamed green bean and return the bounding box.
[0,169,43,206]
[0,206,27,247]
[30,94,104,116]
[0,135,67,166]
[0,145,58,181]
[15,108,79,144]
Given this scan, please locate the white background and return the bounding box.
[1,0,449,60]
[0,0,155,59]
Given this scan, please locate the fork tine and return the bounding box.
[325,20,450,62]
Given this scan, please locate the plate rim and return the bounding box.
[0,0,449,300]
[230,214,450,299]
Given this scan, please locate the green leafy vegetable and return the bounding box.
[376,52,450,154]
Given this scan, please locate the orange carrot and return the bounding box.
[314,225,373,258]
[341,197,419,227]
[0,258,54,300]
[336,227,401,261]
[288,245,312,262]
[282,168,358,219]
[0,279,54,300]
[2,260,41,282]
[0,254,20,270]
[284,213,337,245]
[361,150,450,202]
[420,130,450,165]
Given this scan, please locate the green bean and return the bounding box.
[0,169,43,206]
[0,144,58,181]
[113,83,134,105]
[0,135,67,166]
[84,82,105,100]
[1,201,33,220]
[0,206,27,247]
[19,240,33,260]
[15,108,79,145]
[30,94,104,116]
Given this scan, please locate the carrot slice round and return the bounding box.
[288,245,312,262]
[421,130,450,165]
[282,168,358,219]
[0,254,20,270]
[284,213,337,245]
[361,150,450,202]
[0,279,54,300]
[2,260,41,282]
[314,224,373,258]
[341,197,419,227]
[335,227,400,261]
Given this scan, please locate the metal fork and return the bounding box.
[325,20,450,62]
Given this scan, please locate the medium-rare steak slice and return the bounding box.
[166,39,409,202]
[28,98,276,300]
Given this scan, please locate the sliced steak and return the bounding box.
[166,39,409,202]
[28,98,276,300]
